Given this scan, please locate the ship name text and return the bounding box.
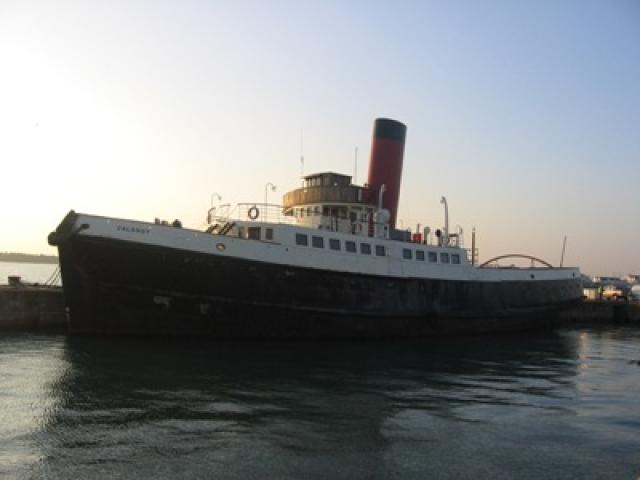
[116,225,151,235]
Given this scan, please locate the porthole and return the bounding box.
[216,243,226,251]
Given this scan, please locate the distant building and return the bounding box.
[581,274,595,287]
[625,274,640,284]
[592,276,623,285]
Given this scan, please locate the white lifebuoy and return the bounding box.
[248,206,260,220]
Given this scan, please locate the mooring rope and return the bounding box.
[44,265,61,287]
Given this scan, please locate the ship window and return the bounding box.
[441,253,450,264]
[248,227,260,240]
[452,253,461,264]
[345,241,356,253]
[416,250,425,261]
[312,236,324,248]
[296,233,308,246]
[237,226,245,238]
[428,251,438,263]
[314,206,320,216]
[375,245,385,256]
[403,249,412,260]
[265,228,274,241]
[307,207,312,216]
[329,239,340,251]
[300,209,304,217]
[360,243,371,255]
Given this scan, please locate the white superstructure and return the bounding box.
[74,208,579,284]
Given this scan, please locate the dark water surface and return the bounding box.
[1,328,639,479]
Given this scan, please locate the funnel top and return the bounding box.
[373,118,407,142]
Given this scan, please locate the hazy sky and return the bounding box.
[1,0,638,276]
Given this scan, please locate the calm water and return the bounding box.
[0,328,639,479]
[0,262,60,286]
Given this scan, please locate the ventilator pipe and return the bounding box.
[441,196,449,246]
[378,184,386,211]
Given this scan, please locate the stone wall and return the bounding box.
[0,286,66,331]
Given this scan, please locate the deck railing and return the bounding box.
[207,203,296,225]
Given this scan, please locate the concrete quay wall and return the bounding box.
[561,300,640,324]
[0,286,66,331]
[1,286,639,333]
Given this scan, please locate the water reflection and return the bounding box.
[41,333,576,477]
[0,335,70,477]
[2,329,639,479]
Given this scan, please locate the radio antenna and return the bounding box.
[560,235,567,267]
[354,146,358,184]
[300,129,305,183]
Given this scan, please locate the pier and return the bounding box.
[0,279,66,331]
[1,277,639,332]
[562,300,640,324]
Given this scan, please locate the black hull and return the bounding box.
[56,233,582,339]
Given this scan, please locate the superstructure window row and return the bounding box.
[409,249,461,265]
[239,226,274,241]
[295,233,384,256]
[294,233,462,264]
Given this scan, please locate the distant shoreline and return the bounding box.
[0,253,59,265]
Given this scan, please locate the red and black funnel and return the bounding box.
[367,118,407,228]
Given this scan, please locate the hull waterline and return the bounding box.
[53,218,582,339]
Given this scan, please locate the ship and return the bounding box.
[48,118,582,338]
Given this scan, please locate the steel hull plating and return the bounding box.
[57,235,582,338]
